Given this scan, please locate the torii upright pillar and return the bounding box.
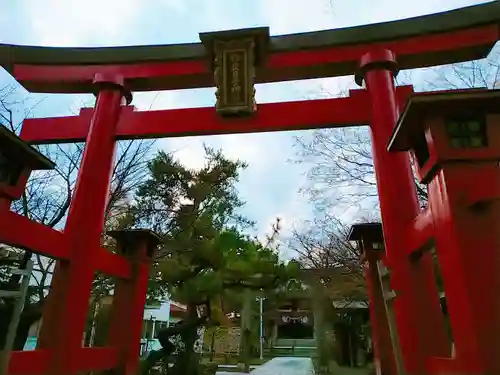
[348,223,398,375]
[356,50,447,375]
[38,75,131,375]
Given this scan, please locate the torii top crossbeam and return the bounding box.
[0,1,499,94]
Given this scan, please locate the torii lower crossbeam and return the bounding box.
[20,87,413,143]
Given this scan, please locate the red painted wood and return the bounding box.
[76,347,119,371]
[426,168,483,372]
[44,87,125,375]
[20,107,94,144]
[390,93,500,373]
[124,260,150,375]
[428,162,500,374]
[95,248,132,279]
[425,357,463,374]
[9,350,49,375]
[363,54,421,375]
[405,208,434,255]
[108,240,154,375]
[36,262,68,350]
[10,347,119,374]
[108,276,131,356]
[0,211,68,260]
[361,50,448,375]
[20,87,414,144]
[14,59,208,92]
[269,26,496,72]
[11,26,498,93]
[364,247,398,375]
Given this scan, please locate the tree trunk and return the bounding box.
[239,289,253,373]
[173,329,199,375]
[171,304,202,375]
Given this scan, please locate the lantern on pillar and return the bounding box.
[108,228,161,261]
[348,222,401,375]
[0,125,55,201]
[347,222,384,262]
[200,27,270,117]
[387,88,500,373]
[387,88,500,187]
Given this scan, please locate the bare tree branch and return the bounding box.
[287,215,367,305]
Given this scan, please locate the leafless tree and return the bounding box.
[0,86,156,349]
[287,216,367,305]
[426,46,500,91]
[294,45,499,213]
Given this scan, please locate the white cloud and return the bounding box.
[134,91,180,112]
[259,0,490,35]
[259,0,335,35]
[345,0,491,26]
[21,0,142,46]
[163,138,208,170]
[158,0,188,15]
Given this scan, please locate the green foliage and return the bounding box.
[124,146,296,375]
[121,146,250,235]
[157,227,293,311]
[123,146,295,306]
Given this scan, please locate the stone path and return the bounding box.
[216,357,315,375]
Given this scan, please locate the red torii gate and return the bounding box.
[0,2,499,375]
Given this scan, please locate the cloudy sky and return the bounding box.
[0,0,492,255]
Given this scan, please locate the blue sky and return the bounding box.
[0,0,492,256]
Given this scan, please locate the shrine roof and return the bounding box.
[0,2,499,92]
[388,88,500,151]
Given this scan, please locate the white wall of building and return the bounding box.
[144,300,171,322]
